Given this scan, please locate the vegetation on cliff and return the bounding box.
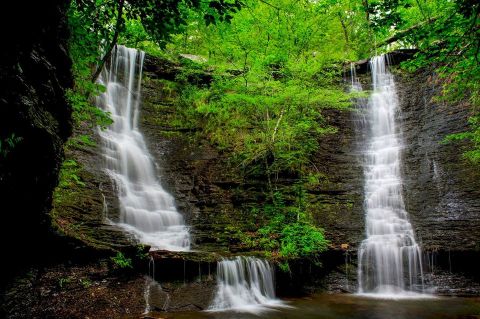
[59,0,479,261]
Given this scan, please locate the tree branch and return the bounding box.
[91,0,125,82]
[377,17,437,47]
[271,107,286,144]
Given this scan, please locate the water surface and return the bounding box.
[151,294,480,319]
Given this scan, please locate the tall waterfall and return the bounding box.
[208,256,283,312]
[356,55,424,296]
[96,45,190,251]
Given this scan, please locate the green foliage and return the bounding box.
[67,0,244,125]
[67,3,112,129]
[169,0,368,72]
[444,115,480,163]
[66,135,97,149]
[110,252,133,269]
[280,223,329,259]
[157,1,362,261]
[135,244,150,260]
[72,0,242,52]
[0,133,23,158]
[367,0,479,162]
[57,159,85,189]
[165,0,360,181]
[179,76,349,178]
[236,190,329,260]
[278,261,290,273]
[58,277,72,289]
[79,278,92,288]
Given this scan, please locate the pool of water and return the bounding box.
[150,294,480,319]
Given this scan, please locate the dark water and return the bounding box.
[152,294,480,319]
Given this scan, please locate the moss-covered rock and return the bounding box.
[50,124,134,254]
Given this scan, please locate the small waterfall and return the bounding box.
[96,45,190,251]
[208,256,283,312]
[355,55,425,296]
[143,257,156,314]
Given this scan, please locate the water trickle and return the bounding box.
[96,45,190,251]
[355,55,425,296]
[208,256,284,313]
[143,257,157,314]
[101,193,109,220]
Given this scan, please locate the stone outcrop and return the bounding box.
[139,52,480,293]
[140,57,366,253]
[396,69,480,253]
[50,126,134,254]
[396,68,480,283]
[0,0,73,281]
[310,108,365,249]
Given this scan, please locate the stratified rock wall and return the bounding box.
[0,0,72,278]
[310,108,365,249]
[397,69,480,253]
[139,54,480,282]
[139,57,366,252]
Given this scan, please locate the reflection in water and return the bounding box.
[148,294,480,319]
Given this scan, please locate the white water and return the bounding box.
[356,55,425,296]
[96,45,190,251]
[208,256,284,313]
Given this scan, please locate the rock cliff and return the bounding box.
[0,0,72,280]
[139,56,366,253]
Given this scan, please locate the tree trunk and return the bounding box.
[91,0,125,82]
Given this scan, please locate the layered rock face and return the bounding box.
[397,69,480,252]
[139,56,365,253]
[140,55,480,257]
[139,55,480,291]
[397,69,480,279]
[0,0,72,277]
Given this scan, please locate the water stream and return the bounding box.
[159,294,480,319]
[96,45,190,251]
[355,55,425,296]
[208,256,284,313]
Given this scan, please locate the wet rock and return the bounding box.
[143,55,181,81]
[146,280,216,312]
[396,69,480,255]
[140,59,366,253]
[3,262,146,318]
[143,54,213,85]
[349,60,480,292]
[310,108,365,250]
[149,250,219,282]
[350,49,417,74]
[50,127,135,254]
[275,249,356,296]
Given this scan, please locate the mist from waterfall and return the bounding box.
[96,45,190,251]
[354,55,425,297]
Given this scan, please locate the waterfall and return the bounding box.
[96,45,190,251]
[208,256,283,312]
[355,55,425,296]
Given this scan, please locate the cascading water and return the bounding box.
[208,256,283,313]
[356,55,425,296]
[96,45,190,251]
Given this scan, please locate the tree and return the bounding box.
[368,0,479,162]
[71,0,242,81]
